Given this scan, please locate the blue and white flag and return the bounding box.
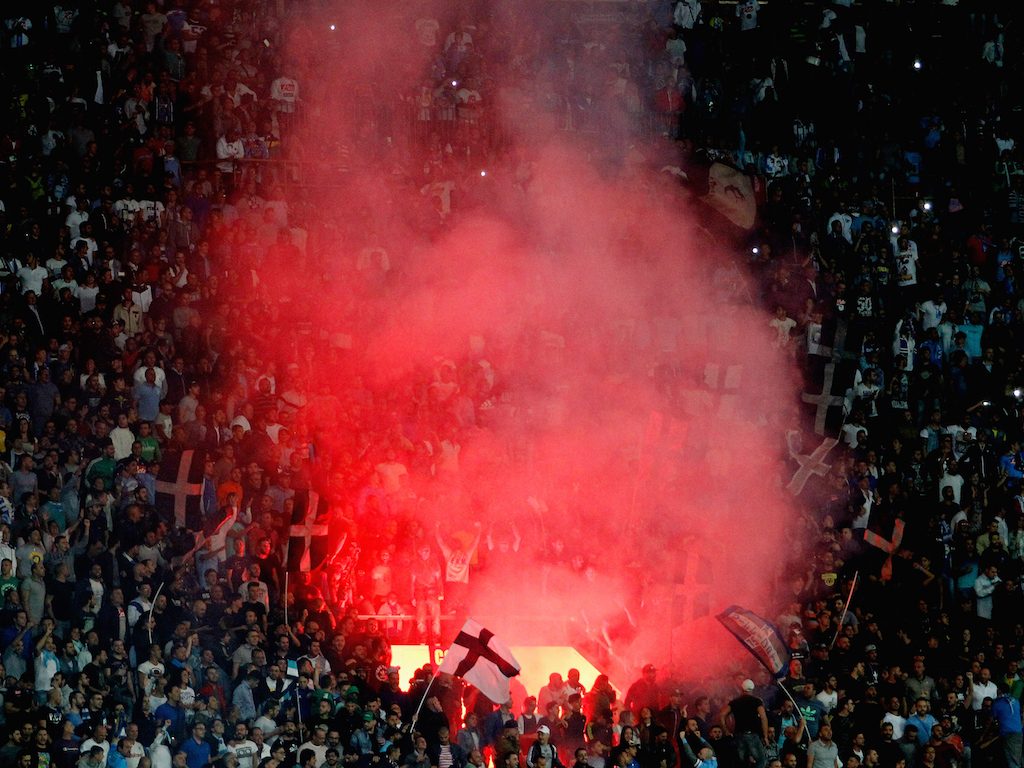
[716,605,791,679]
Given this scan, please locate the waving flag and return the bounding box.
[717,605,791,679]
[155,449,207,529]
[288,489,331,572]
[864,516,905,581]
[437,619,521,703]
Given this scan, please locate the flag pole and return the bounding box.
[148,582,165,645]
[412,673,437,723]
[830,571,858,649]
[284,571,289,628]
[778,676,804,714]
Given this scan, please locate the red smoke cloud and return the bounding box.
[244,0,806,687]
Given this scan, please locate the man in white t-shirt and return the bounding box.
[81,724,112,763]
[938,459,965,504]
[919,290,947,331]
[895,251,919,289]
[124,725,146,768]
[970,668,998,710]
[827,202,853,243]
[298,727,329,766]
[137,196,165,226]
[132,351,167,389]
[415,17,440,46]
[270,76,299,113]
[375,451,408,494]
[216,129,245,175]
[946,415,977,459]
[65,199,90,241]
[736,0,760,30]
[115,185,143,228]
[17,254,48,296]
[229,723,259,768]
[769,306,797,350]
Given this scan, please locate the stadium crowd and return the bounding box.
[3,5,1024,768]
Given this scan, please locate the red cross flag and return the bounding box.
[437,619,521,704]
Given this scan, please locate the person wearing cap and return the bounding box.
[349,711,382,757]
[719,680,768,768]
[494,721,521,768]
[528,726,564,768]
[625,665,660,717]
[487,701,517,747]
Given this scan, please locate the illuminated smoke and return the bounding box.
[251,0,804,685]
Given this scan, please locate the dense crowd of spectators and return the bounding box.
[4,5,1024,768]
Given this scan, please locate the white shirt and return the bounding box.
[919,300,947,331]
[882,713,906,740]
[827,212,853,243]
[414,17,440,46]
[111,426,135,460]
[17,265,48,295]
[975,573,998,622]
[769,316,796,348]
[946,424,976,459]
[150,733,172,768]
[841,422,866,449]
[138,660,164,694]
[736,0,760,30]
[45,257,68,279]
[115,198,142,225]
[138,200,164,224]
[938,472,964,504]
[270,77,299,112]
[74,283,98,311]
[133,365,166,388]
[81,738,111,762]
[896,252,918,286]
[216,137,245,173]
[132,285,153,313]
[674,0,701,28]
[297,742,327,766]
[125,741,146,768]
[255,715,279,744]
[851,489,872,530]
[229,740,258,768]
[65,209,89,241]
[971,679,998,709]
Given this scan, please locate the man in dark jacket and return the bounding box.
[428,726,467,768]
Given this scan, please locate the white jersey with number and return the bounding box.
[270,78,299,112]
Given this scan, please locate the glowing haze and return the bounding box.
[251,0,803,686]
